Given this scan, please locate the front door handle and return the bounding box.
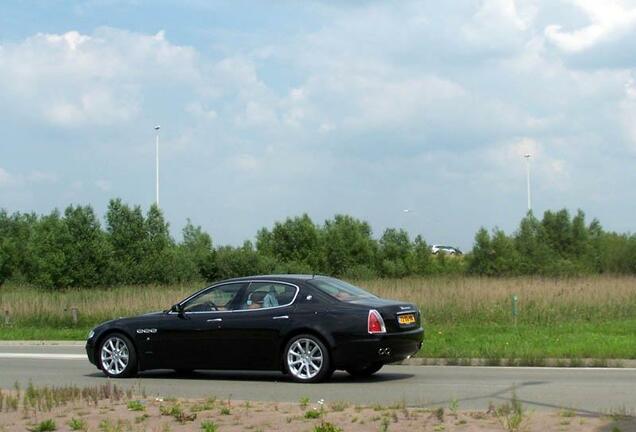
[273,315,289,320]
[206,318,222,322]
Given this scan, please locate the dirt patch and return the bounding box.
[1,384,635,432]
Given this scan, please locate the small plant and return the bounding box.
[68,418,87,431]
[305,409,321,419]
[560,408,575,418]
[495,392,526,432]
[127,400,145,411]
[380,417,390,432]
[160,403,197,423]
[449,398,459,416]
[29,420,56,432]
[435,407,445,422]
[299,396,310,409]
[328,400,349,412]
[201,420,218,432]
[135,414,149,424]
[220,406,231,415]
[313,422,343,432]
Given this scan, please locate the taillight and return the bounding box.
[368,309,386,334]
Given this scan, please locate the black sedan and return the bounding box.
[86,275,424,383]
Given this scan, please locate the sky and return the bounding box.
[1,0,636,249]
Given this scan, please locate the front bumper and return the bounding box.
[332,327,424,368]
[85,339,97,366]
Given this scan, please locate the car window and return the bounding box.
[309,277,377,302]
[182,283,246,312]
[237,282,297,310]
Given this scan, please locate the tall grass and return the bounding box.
[1,276,635,328]
[360,275,636,324]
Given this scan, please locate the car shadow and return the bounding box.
[86,369,414,384]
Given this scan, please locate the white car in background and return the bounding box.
[431,245,462,255]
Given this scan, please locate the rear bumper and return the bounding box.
[332,327,424,368]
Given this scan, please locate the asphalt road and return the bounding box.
[1,344,635,414]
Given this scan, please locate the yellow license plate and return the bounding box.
[398,314,415,325]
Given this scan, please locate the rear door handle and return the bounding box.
[273,315,289,320]
[206,318,222,322]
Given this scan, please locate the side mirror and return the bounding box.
[170,304,185,316]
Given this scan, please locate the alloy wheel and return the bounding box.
[100,336,130,376]
[286,337,324,380]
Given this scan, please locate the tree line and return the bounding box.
[0,199,634,288]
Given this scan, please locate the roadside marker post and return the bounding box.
[511,294,518,326]
[3,310,9,325]
[71,307,78,325]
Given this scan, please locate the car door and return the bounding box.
[153,282,247,369]
[216,281,299,370]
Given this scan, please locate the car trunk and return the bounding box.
[349,298,421,333]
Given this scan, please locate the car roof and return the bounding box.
[218,274,322,284]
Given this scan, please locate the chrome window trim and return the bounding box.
[168,280,300,315]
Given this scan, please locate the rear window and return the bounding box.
[309,277,377,302]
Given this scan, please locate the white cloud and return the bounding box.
[545,0,636,52]
[0,28,200,128]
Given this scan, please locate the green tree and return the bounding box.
[321,215,377,277]
[269,214,320,268]
[27,210,72,288]
[63,205,111,286]
[105,199,146,284]
[180,219,216,281]
[378,228,412,277]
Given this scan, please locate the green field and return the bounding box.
[2,276,636,361]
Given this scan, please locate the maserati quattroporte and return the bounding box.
[86,275,424,383]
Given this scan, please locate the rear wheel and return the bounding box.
[98,333,137,378]
[284,334,332,383]
[346,362,383,378]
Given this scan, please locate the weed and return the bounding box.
[305,409,321,419]
[380,417,390,432]
[449,398,459,416]
[160,403,197,423]
[328,400,349,412]
[126,400,145,411]
[135,414,149,424]
[201,420,218,432]
[68,418,87,431]
[434,407,445,422]
[29,420,56,432]
[495,392,526,432]
[559,408,575,418]
[220,406,231,415]
[313,422,343,432]
[299,396,310,409]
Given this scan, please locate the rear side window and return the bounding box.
[237,282,298,310]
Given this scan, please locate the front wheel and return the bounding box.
[98,333,137,378]
[284,335,332,383]
[346,362,383,378]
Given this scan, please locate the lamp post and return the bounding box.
[524,153,532,212]
[154,125,160,207]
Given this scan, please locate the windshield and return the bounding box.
[309,277,377,301]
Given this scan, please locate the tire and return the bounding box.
[98,333,138,378]
[283,334,332,383]
[346,362,383,378]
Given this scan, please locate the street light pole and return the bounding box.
[154,125,160,207]
[524,153,532,212]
